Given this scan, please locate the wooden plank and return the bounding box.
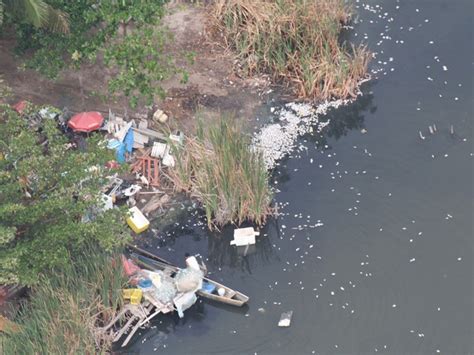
[113,316,136,342]
[133,132,149,145]
[132,127,166,140]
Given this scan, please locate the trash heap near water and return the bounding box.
[108,254,204,347]
[8,101,188,236]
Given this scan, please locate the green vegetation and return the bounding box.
[2,0,175,107]
[104,25,170,108]
[169,117,273,229]
[0,105,128,285]
[211,0,371,101]
[1,248,127,354]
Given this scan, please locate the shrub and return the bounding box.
[211,0,371,101]
[169,117,273,229]
[0,105,128,284]
[1,248,127,354]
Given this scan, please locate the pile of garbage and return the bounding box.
[122,254,203,318]
[104,254,204,347]
[11,100,184,235]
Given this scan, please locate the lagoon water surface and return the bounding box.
[129,1,473,354]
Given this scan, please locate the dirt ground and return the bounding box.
[0,2,273,133]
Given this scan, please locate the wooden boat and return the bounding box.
[127,245,249,307]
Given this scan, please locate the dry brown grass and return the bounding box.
[210,0,371,101]
[1,250,127,354]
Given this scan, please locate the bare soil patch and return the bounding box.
[0,2,272,133]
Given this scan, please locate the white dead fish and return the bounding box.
[419,131,426,140]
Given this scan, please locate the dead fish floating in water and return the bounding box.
[419,131,426,140]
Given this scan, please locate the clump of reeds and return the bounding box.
[211,0,371,100]
[169,117,273,229]
[1,248,127,354]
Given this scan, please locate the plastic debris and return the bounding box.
[174,267,203,293]
[123,184,142,197]
[100,193,114,211]
[169,130,184,145]
[68,111,104,132]
[230,227,260,246]
[162,153,175,168]
[153,109,168,123]
[174,291,197,318]
[278,311,293,327]
[151,142,169,159]
[123,289,143,305]
[127,206,150,234]
[121,256,141,276]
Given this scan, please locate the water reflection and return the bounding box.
[308,82,376,149]
[207,218,279,273]
[119,300,209,352]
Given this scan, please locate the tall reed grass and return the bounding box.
[211,0,371,101]
[1,248,127,354]
[169,117,273,229]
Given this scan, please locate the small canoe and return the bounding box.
[127,245,249,307]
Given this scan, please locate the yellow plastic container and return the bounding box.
[130,289,143,305]
[123,288,143,305]
[126,206,150,234]
[122,289,133,299]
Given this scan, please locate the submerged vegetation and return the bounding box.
[212,0,371,100]
[170,118,273,229]
[1,248,126,354]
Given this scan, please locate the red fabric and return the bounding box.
[12,100,28,114]
[121,255,141,276]
[105,160,120,170]
[68,111,104,132]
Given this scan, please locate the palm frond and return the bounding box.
[45,4,69,34]
[0,2,4,27]
[19,0,49,29]
[4,0,69,33]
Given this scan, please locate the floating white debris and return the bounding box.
[278,311,293,327]
[230,227,260,246]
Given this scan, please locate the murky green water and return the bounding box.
[128,1,473,354]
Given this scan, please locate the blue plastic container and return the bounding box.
[138,279,152,290]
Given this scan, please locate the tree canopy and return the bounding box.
[2,0,177,108]
[0,105,128,285]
